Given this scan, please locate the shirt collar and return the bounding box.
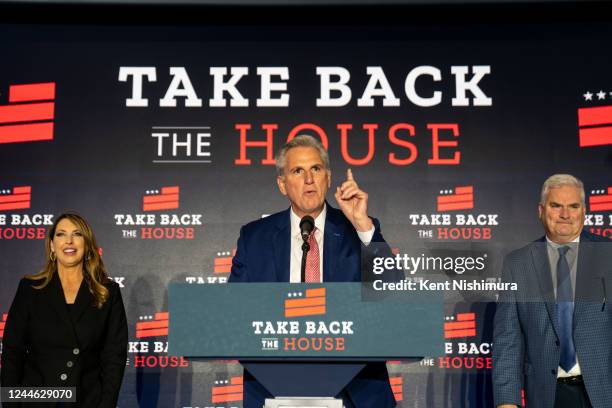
[290,204,326,239]
[546,234,580,249]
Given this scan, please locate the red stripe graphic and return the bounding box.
[13,186,31,194]
[590,195,612,203]
[211,376,243,403]
[136,328,168,338]
[438,193,473,205]
[136,320,168,330]
[214,251,235,274]
[0,82,55,144]
[212,385,242,395]
[212,393,243,403]
[444,321,475,330]
[9,83,55,102]
[285,288,326,318]
[0,201,30,211]
[589,188,612,212]
[0,186,32,211]
[579,126,612,147]
[0,122,54,144]
[578,105,612,127]
[455,186,473,194]
[437,186,474,212]
[456,313,475,321]
[390,377,403,401]
[142,186,180,211]
[0,313,7,338]
[143,194,179,204]
[0,193,30,204]
[161,186,179,194]
[0,102,54,124]
[445,328,476,338]
[444,313,477,339]
[590,203,612,212]
[136,312,169,338]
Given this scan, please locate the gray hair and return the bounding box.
[540,174,585,205]
[275,135,330,177]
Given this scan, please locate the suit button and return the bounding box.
[67,361,74,368]
[73,348,80,355]
[60,373,68,381]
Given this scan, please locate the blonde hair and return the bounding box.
[27,212,110,308]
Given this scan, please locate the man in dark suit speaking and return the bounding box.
[229,135,396,408]
[493,174,612,408]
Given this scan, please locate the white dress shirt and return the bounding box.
[288,204,375,283]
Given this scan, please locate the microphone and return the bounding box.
[300,216,315,242]
[300,215,315,283]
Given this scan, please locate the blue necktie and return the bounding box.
[557,246,576,372]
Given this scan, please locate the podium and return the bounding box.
[168,283,444,408]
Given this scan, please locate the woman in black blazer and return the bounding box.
[1,212,128,407]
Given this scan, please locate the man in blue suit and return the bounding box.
[493,174,612,408]
[229,135,396,408]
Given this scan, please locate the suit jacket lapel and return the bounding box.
[48,273,79,342]
[72,279,93,324]
[574,232,598,323]
[575,232,597,299]
[273,209,291,282]
[530,238,559,338]
[323,206,345,282]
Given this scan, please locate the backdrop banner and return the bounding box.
[1,20,611,407]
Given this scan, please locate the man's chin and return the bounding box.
[294,202,324,217]
[553,232,579,243]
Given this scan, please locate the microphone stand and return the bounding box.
[301,234,310,283]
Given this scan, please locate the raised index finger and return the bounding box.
[346,168,354,182]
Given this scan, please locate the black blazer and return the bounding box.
[1,273,128,407]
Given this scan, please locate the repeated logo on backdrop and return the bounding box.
[113,186,203,240]
[0,82,55,144]
[0,313,7,339]
[439,312,491,370]
[390,376,404,402]
[211,376,243,404]
[0,186,31,211]
[0,186,53,240]
[419,311,490,371]
[578,88,612,147]
[136,312,169,339]
[185,250,233,284]
[586,186,612,238]
[129,311,189,368]
[409,185,499,241]
[214,251,234,274]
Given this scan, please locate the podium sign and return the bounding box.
[168,282,444,359]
